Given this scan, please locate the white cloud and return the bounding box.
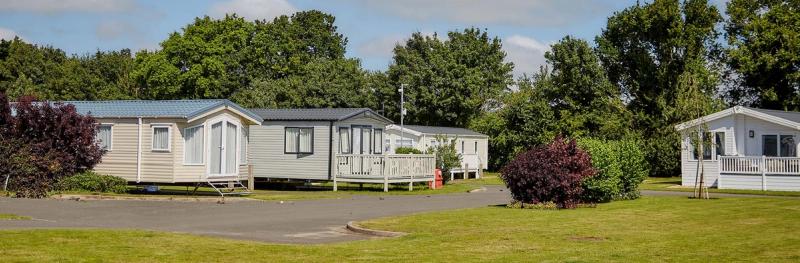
[357,32,436,58]
[353,0,613,27]
[96,21,137,41]
[0,27,22,40]
[503,35,551,77]
[209,0,297,21]
[0,0,136,13]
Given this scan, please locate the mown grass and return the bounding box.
[0,213,30,220]
[2,196,799,262]
[51,173,503,201]
[641,177,800,197]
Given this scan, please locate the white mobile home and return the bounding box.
[248,108,436,191]
[66,100,262,192]
[676,106,800,191]
[385,124,489,179]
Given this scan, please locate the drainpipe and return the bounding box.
[136,117,142,183]
[328,120,334,180]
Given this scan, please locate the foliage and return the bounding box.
[542,36,632,139]
[725,0,800,109]
[55,171,128,194]
[394,147,422,154]
[595,0,722,177]
[0,94,104,198]
[500,137,595,209]
[0,38,136,100]
[470,74,556,169]
[578,138,649,202]
[385,28,514,127]
[425,135,462,183]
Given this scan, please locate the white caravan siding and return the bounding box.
[250,120,331,180]
[681,113,800,189]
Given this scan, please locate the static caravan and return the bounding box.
[67,100,261,192]
[248,108,393,180]
[384,125,489,179]
[676,106,800,191]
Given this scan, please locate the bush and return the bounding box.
[426,135,462,184]
[395,147,422,154]
[55,171,128,194]
[578,138,649,202]
[0,94,104,198]
[577,139,622,203]
[500,137,595,209]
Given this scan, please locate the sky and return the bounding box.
[0,0,726,77]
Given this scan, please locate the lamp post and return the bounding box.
[399,84,406,148]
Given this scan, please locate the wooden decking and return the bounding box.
[334,154,436,192]
[718,156,800,191]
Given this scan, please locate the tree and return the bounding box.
[595,0,722,176]
[230,58,376,109]
[1,94,104,198]
[426,135,461,184]
[470,73,557,169]
[725,0,800,110]
[387,29,514,127]
[542,36,631,139]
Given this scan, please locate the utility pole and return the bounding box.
[399,84,406,148]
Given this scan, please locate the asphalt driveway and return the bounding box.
[0,186,510,244]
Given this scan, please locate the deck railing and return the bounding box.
[334,154,436,191]
[719,156,800,175]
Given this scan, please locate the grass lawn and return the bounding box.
[51,173,504,201]
[642,177,800,197]
[0,213,30,220]
[3,196,800,262]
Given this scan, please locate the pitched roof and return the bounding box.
[675,106,800,131]
[250,108,392,123]
[60,99,262,123]
[388,124,487,137]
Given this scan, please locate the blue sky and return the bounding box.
[0,0,725,77]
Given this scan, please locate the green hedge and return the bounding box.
[55,171,128,194]
[578,138,649,202]
[395,147,423,154]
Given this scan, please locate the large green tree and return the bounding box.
[595,0,722,176]
[470,74,557,169]
[386,29,514,127]
[542,36,631,139]
[725,0,800,110]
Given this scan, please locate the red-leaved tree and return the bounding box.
[1,93,104,198]
[500,136,596,209]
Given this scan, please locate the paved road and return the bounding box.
[2,187,793,244]
[0,186,510,244]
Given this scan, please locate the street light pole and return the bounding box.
[399,84,406,148]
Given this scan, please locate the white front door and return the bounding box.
[208,120,239,176]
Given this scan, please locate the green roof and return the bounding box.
[61,99,261,121]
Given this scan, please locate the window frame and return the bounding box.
[97,124,114,151]
[373,128,383,154]
[338,127,351,154]
[350,125,372,154]
[689,131,716,161]
[183,124,205,165]
[761,133,797,157]
[151,124,172,152]
[240,127,248,164]
[285,127,314,154]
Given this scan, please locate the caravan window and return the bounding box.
[690,132,713,160]
[339,127,351,154]
[763,134,796,157]
[286,127,313,154]
[97,124,113,150]
[184,125,204,164]
[715,132,725,156]
[152,126,171,152]
[373,129,383,154]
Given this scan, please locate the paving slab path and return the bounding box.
[0,186,511,244]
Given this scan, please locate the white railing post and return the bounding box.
[717,155,722,189]
[761,155,767,191]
